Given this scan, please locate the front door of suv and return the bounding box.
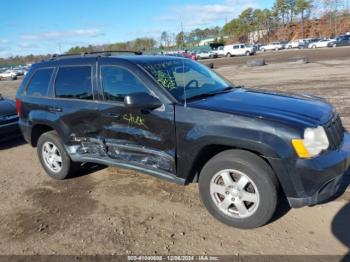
[95,59,177,176]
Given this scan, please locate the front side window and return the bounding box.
[101,66,149,102]
[55,66,93,100]
[26,68,53,97]
[140,59,231,102]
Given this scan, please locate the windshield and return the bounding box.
[139,59,231,102]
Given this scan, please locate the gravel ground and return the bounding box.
[0,47,349,257]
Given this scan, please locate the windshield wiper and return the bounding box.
[186,86,235,101]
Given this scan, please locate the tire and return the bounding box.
[198,149,279,229]
[312,45,316,49]
[333,43,337,48]
[261,48,265,52]
[226,53,232,57]
[205,63,214,69]
[246,59,266,67]
[37,130,76,180]
[245,51,251,56]
[275,47,279,51]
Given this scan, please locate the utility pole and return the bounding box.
[181,21,184,50]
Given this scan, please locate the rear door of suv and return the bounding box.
[51,58,100,144]
[94,57,177,175]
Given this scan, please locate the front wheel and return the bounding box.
[37,131,76,180]
[245,51,251,56]
[199,150,279,229]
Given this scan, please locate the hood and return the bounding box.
[188,88,334,127]
[0,97,17,117]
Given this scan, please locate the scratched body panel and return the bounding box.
[91,102,176,172]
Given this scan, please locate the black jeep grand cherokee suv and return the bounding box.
[16,52,350,229]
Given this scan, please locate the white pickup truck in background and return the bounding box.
[223,44,256,57]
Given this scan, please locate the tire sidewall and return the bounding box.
[199,152,278,229]
[37,131,72,180]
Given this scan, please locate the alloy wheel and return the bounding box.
[42,141,63,173]
[210,169,260,218]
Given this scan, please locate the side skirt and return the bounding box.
[70,154,186,185]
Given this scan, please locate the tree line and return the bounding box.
[1,0,349,65]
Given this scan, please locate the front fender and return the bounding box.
[175,105,299,189]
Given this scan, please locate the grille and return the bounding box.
[325,115,345,150]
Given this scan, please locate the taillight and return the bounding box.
[16,98,22,117]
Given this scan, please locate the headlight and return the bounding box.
[292,126,329,158]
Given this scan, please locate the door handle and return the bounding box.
[48,107,63,113]
[104,112,120,118]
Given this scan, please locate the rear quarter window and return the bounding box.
[55,66,93,100]
[26,68,54,97]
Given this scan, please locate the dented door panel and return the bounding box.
[92,102,176,173]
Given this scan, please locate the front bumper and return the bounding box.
[269,132,350,208]
[287,174,344,208]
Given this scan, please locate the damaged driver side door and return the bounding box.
[94,60,177,178]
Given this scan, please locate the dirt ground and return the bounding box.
[0,47,350,257]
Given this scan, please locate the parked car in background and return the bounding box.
[309,39,335,48]
[280,41,289,49]
[302,38,320,48]
[0,70,17,80]
[196,50,218,59]
[287,40,304,49]
[0,94,20,142]
[330,35,350,47]
[181,51,197,60]
[212,46,226,57]
[224,44,256,57]
[252,43,263,51]
[260,42,284,52]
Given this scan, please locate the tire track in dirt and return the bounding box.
[1,177,99,242]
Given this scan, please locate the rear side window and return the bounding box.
[55,66,93,100]
[26,68,53,97]
[101,66,149,102]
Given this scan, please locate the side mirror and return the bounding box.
[124,92,162,109]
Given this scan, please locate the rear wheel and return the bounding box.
[199,150,279,229]
[245,51,251,56]
[261,48,265,52]
[226,53,232,57]
[312,45,316,49]
[333,43,337,48]
[37,131,76,180]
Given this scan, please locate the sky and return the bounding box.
[0,0,273,57]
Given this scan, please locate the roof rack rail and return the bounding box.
[50,50,143,60]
